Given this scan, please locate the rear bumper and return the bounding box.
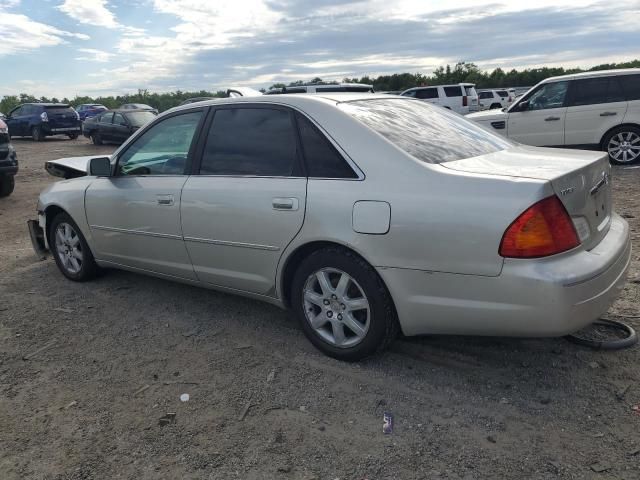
[42,124,81,135]
[379,213,631,337]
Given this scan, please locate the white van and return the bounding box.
[400,83,480,114]
[467,69,640,164]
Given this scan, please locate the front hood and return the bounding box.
[45,155,102,179]
[465,109,506,122]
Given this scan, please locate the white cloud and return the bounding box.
[75,48,115,62]
[0,13,89,56]
[58,0,120,28]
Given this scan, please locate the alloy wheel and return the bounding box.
[608,131,640,164]
[302,268,370,348]
[54,222,83,274]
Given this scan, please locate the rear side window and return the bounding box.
[416,88,438,99]
[44,106,75,115]
[200,108,298,176]
[496,90,509,97]
[339,99,514,164]
[569,77,625,106]
[100,113,113,124]
[444,86,462,97]
[296,113,357,179]
[618,74,640,101]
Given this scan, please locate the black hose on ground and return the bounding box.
[565,318,638,350]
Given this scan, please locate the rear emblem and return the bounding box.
[560,187,574,196]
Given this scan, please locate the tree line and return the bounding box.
[1,59,638,114]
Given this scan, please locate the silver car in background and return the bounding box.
[29,94,631,361]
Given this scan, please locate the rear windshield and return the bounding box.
[126,111,157,127]
[339,99,513,164]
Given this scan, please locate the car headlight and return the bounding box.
[0,126,7,134]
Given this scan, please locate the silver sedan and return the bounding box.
[29,94,631,361]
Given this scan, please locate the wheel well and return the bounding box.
[600,123,640,149]
[279,241,396,314]
[44,205,67,238]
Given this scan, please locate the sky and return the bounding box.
[0,0,639,98]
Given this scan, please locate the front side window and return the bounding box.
[296,113,357,179]
[479,92,493,99]
[340,99,513,164]
[199,107,298,176]
[523,81,569,110]
[416,88,438,99]
[117,111,203,176]
[401,90,417,98]
[444,86,462,97]
[569,77,625,106]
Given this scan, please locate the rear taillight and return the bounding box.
[462,96,468,107]
[40,111,49,122]
[499,196,580,258]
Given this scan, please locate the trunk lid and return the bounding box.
[443,146,612,251]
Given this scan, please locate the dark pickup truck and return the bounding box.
[0,118,18,197]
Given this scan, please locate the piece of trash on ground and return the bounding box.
[133,384,150,396]
[383,411,393,434]
[159,412,176,426]
[632,404,640,415]
[239,393,254,421]
[266,369,276,383]
[22,340,57,361]
[180,393,190,402]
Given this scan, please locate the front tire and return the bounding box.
[291,247,398,361]
[0,175,15,197]
[603,126,640,165]
[91,133,103,145]
[68,133,78,140]
[49,212,99,281]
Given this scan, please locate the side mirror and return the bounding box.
[89,157,112,176]
[515,100,529,112]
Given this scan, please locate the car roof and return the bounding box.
[22,103,70,107]
[169,92,404,113]
[542,68,640,84]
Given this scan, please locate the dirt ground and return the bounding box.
[1,136,639,480]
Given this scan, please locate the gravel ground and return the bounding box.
[1,137,639,480]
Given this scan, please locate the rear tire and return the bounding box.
[291,247,398,361]
[603,126,640,165]
[32,126,43,142]
[490,103,502,109]
[0,175,14,197]
[91,133,103,145]
[49,212,100,282]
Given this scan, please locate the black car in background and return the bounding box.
[83,109,157,145]
[4,103,81,141]
[0,118,18,197]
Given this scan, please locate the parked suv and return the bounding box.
[477,89,512,110]
[467,69,640,164]
[400,83,480,114]
[5,103,81,141]
[0,118,18,197]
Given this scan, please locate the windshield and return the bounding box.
[339,99,514,164]
[126,111,157,127]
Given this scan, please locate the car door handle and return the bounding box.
[600,111,617,117]
[156,194,174,206]
[272,198,299,211]
[544,116,561,121]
